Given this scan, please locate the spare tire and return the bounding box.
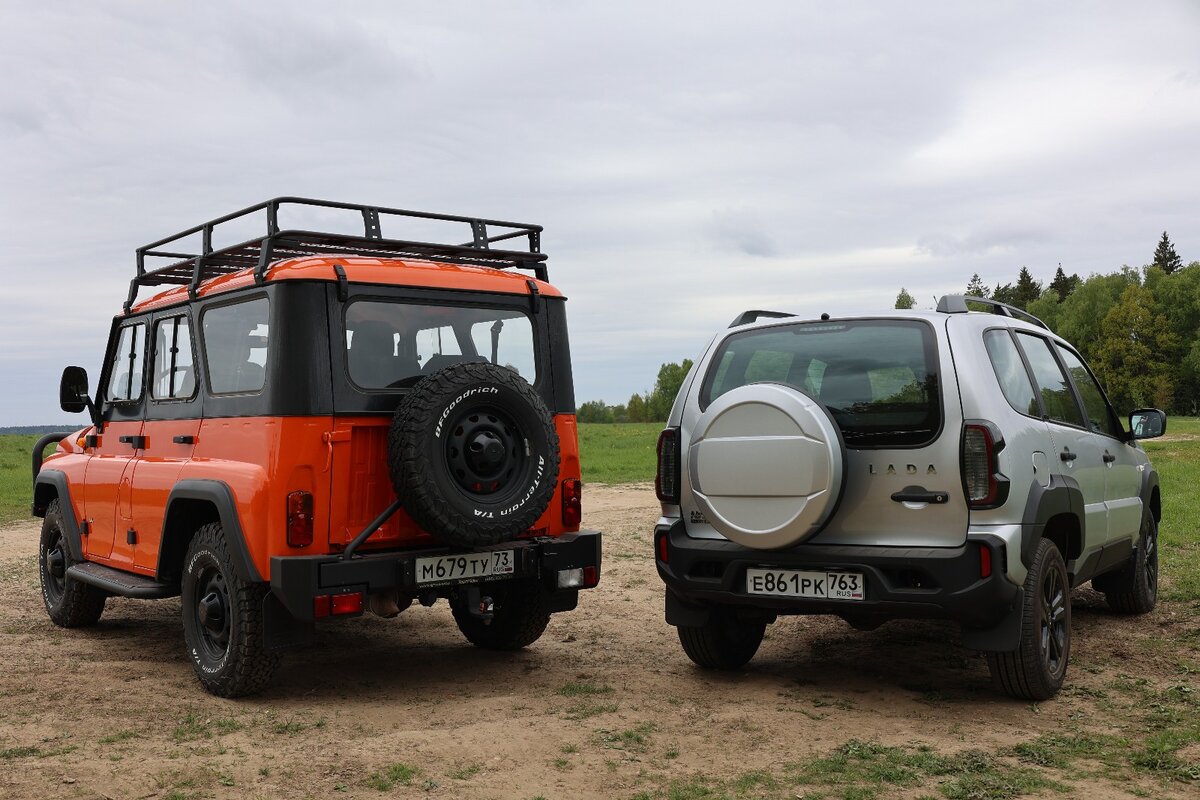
[388,362,559,548]
[687,383,845,550]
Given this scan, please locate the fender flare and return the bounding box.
[1019,474,1084,568]
[159,480,262,583]
[1139,466,1160,521]
[33,471,84,562]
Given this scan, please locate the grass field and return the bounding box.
[0,433,53,525]
[578,422,662,484]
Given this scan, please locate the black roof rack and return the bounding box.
[729,309,796,328]
[124,197,548,314]
[936,294,1049,330]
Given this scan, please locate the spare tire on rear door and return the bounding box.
[688,383,845,550]
[388,362,559,548]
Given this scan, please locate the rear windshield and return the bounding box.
[344,300,536,390]
[701,320,941,447]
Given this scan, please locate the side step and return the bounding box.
[67,562,178,599]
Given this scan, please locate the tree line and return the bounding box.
[900,231,1199,416]
[577,360,694,423]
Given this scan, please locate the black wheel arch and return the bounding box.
[32,471,84,562]
[157,480,262,584]
[1019,475,1085,570]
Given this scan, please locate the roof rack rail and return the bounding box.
[729,309,796,328]
[936,294,1049,330]
[123,197,548,314]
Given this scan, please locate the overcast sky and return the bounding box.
[2,2,1198,426]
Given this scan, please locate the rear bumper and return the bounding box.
[655,520,1018,629]
[271,530,601,621]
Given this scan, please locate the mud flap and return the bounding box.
[263,591,314,651]
[960,587,1024,652]
[665,589,711,628]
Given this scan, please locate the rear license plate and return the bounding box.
[745,568,865,601]
[416,550,515,585]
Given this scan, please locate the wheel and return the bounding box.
[181,523,279,697]
[451,580,551,650]
[677,607,766,670]
[388,362,560,548]
[1094,509,1158,615]
[986,539,1071,700]
[38,500,105,627]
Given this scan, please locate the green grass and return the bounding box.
[1141,416,1200,601]
[366,763,418,791]
[578,422,661,484]
[1,434,55,525]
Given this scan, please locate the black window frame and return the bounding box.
[103,319,149,407]
[150,312,199,403]
[199,293,271,397]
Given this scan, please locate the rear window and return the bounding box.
[702,320,941,447]
[345,300,536,390]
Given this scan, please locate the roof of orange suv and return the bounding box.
[123,197,552,315]
[130,256,562,314]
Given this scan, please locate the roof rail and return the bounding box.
[123,197,548,314]
[936,294,1049,330]
[729,309,796,328]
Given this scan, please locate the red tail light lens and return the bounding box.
[330,592,364,616]
[561,478,582,528]
[287,490,314,547]
[963,422,1008,509]
[656,530,669,564]
[656,428,680,503]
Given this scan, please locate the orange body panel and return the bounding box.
[131,257,563,315]
[51,412,581,583]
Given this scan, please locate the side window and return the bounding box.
[152,316,196,400]
[106,322,147,403]
[203,297,270,395]
[1015,333,1085,428]
[983,330,1038,416]
[1056,345,1121,438]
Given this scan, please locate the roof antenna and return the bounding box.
[820,313,830,321]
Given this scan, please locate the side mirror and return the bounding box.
[1129,408,1167,440]
[60,366,90,413]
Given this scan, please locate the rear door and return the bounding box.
[681,318,969,548]
[1015,333,1108,547]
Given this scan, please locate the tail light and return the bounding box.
[314,591,364,619]
[979,545,993,578]
[287,490,314,547]
[561,478,582,528]
[656,428,680,503]
[655,529,669,564]
[962,421,1008,509]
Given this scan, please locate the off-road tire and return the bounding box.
[1094,509,1158,615]
[388,362,560,548]
[986,539,1070,700]
[38,500,106,627]
[677,608,766,670]
[451,579,551,650]
[181,523,279,697]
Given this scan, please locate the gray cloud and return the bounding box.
[2,1,1199,423]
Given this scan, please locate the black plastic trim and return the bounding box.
[31,471,84,561]
[1018,475,1084,570]
[66,562,176,599]
[158,480,262,583]
[270,530,600,621]
[31,432,71,485]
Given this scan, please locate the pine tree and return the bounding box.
[895,288,916,309]
[1152,231,1182,274]
[965,273,989,298]
[1012,267,1043,310]
[1048,265,1080,301]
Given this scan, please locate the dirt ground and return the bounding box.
[1,485,1196,800]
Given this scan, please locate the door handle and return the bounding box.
[118,435,146,449]
[1102,451,1116,464]
[890,487,949,504]
[173,435,195,445]
[1059,448,1076,463]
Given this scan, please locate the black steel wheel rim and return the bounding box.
[194,565,231,661]
[1039,563,1068,676]
[42,531,66,603]
[444,405,528,498]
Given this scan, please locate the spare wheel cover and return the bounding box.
[688,383,844,549]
